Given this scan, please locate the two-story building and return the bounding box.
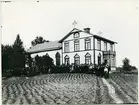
[27,28,117,70]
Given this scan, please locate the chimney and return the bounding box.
[84,28,90,33]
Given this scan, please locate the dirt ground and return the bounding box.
[2,73,138,104]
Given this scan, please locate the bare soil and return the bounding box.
[2,73,138,104]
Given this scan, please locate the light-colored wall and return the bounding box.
[65,32,93,41]
[63,32,93,53]
[62,31,95,64]
[30,30,116,68]
[62,50,106,65]
[62,50,94,64]
[94,38,114,51]
[31,49,62,65]
[62,31,116,67]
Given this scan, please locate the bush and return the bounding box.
[34,54,54,74]
[24,66,40,77]
[80,65,89,73]
[71,65,81,73]
[12,68,23,77]
[50,65,70,73]
[50,66,60,73]
[2,69,13,78]
[122,58,131,71]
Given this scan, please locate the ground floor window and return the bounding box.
[74,54,80,65]
[85,53,91,65]
[55,52,60,66]
[64,55,70,65]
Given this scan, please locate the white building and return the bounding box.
[27,28,117,70]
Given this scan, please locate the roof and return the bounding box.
[27,41,62,54]
[59,28,117,44]
[59,28,83,43]
[93,35,117,44]
[27,28,117,54]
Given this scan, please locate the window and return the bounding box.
[85,38,91,50]
[64,55,70,65]
[74,40,80,51]
[74,54,80,65]
[55,52,60,66]
[110,44,113,51]
[104,41,107,51]
[64,41,69,52]
[74,32,80,38]
[97,39,101,50]
[85,53,91,65]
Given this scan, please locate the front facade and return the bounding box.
[27,28,117,70]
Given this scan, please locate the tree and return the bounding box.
[34,54,54,74]
[31,36,49,46]
[11,34,26,76]
[122,58,131,71]
[24,53,33,76]
[25,53,32,68]
[2,44,13,73]
[42,54,54,67]
[35,55,43,73]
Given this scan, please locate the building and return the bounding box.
[27,28,117,70]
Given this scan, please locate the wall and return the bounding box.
[65,31,93,41]
[94,38,113,51]
[62,30,116,66]
[63,32,94,53]
[30,29,116,69]
[62,31,94,64]
[31,49,62,65]
[62,50,94,64]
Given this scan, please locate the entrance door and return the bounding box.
[98,53,101,65]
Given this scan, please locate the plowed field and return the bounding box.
[2,73,138,104]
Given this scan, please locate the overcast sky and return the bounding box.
[1,0,139,68]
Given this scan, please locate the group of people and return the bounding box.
[92,60,111,78]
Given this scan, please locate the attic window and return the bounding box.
[73,32,80,38]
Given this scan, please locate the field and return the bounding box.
[2,73,138,104]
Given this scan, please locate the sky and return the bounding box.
[1,0,139,68]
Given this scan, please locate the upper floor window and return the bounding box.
[74,39,80,51]
[64,41,69,52]
[74,54,80,65]
[97,39,101,50]
[104,41,107,51]
[85,53,91,65]
[74,32,80,38]
[85,38,91,50]
[110,44,113,51]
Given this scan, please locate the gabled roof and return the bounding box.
[27,41,62,54]
[93,35,117,44]
[59,28,117,44]
[27,28,117,54]
[59,28,83,43]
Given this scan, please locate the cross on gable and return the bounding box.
[72,20,77,28]
[98,31,102,35]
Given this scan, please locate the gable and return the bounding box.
[59,28,117,44]
[59,28,93,42]
[59,28,81,42]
